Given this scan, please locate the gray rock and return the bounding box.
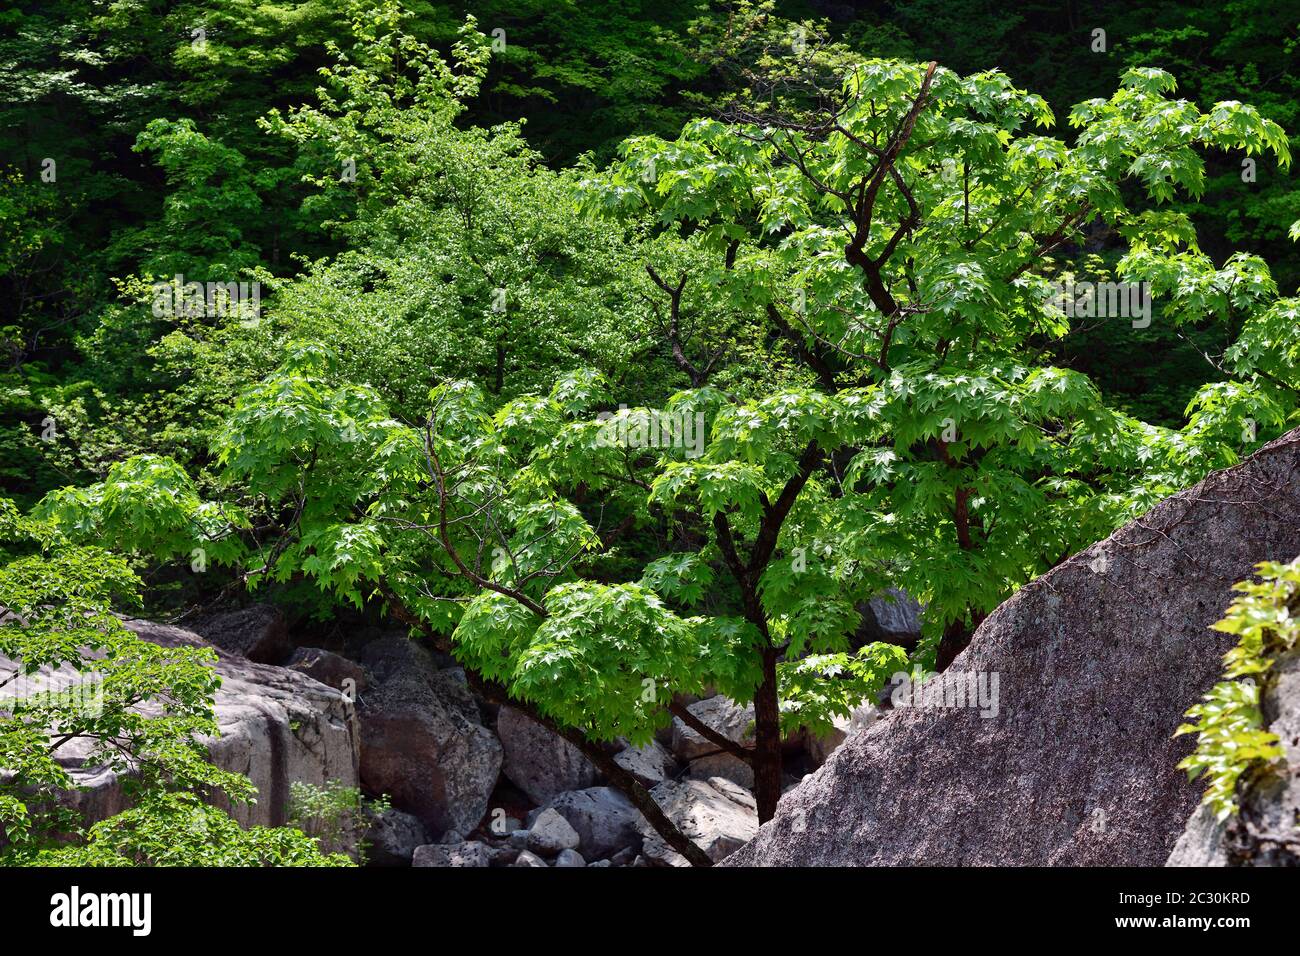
[726,430,1300,866]
[364,808,429,867]
[485,845,520,866]
[672,696,755,788]
[555,848,586,867]
[613,739,679,787]
[855,587,922,650]
[513,849,549,867]
[359,635,438,686]
[437,829,466,845]
[497,706,598,804]
[286,647,366,695]
[1168,639,1300,866]
[192,603,291,664]
[412,841,491,867]
[686,752,753,790]
[587,859,613,867]
[639,776,758,867]
[25,618,360,829]
[357,636,502,835]
[526,808,581,855]
[529,787,644,858]
[1166,803,1230,866]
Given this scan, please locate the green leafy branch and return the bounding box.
[1176,556,1300,819]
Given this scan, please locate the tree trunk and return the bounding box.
[936,617,970,671]
[751,648,783,822]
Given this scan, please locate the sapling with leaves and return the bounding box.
[0,498,347,865]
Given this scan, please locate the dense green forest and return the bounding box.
[1,0,1298,867]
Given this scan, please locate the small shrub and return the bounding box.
[1176,557,1300,819]
[287,780,389,863]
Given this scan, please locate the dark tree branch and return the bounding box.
[668,700,754,763]
[766,303,840,391]
[646,264,711,387]
[749,441,822,575]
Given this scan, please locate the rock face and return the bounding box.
[497,706,598,804]
[613,739,679,787]
[1165,804,1230,866]
[13,619,361,828]
[640,776,758,866]
[192,604,292,665]
[1168,640,1300,866]
[727,429,1300,867]
[357,636,502,836]
[855,588,923,650]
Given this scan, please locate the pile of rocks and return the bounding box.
[128,604,866,866]
[402,691,784,866]
[17,576,917,867]
[205,593,902,865]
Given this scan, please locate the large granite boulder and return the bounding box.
[357,636,502,835]
[497,705,597,804]
[4,618,360,828]
[1168,637,1300,866]
[727,429,1300,866]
